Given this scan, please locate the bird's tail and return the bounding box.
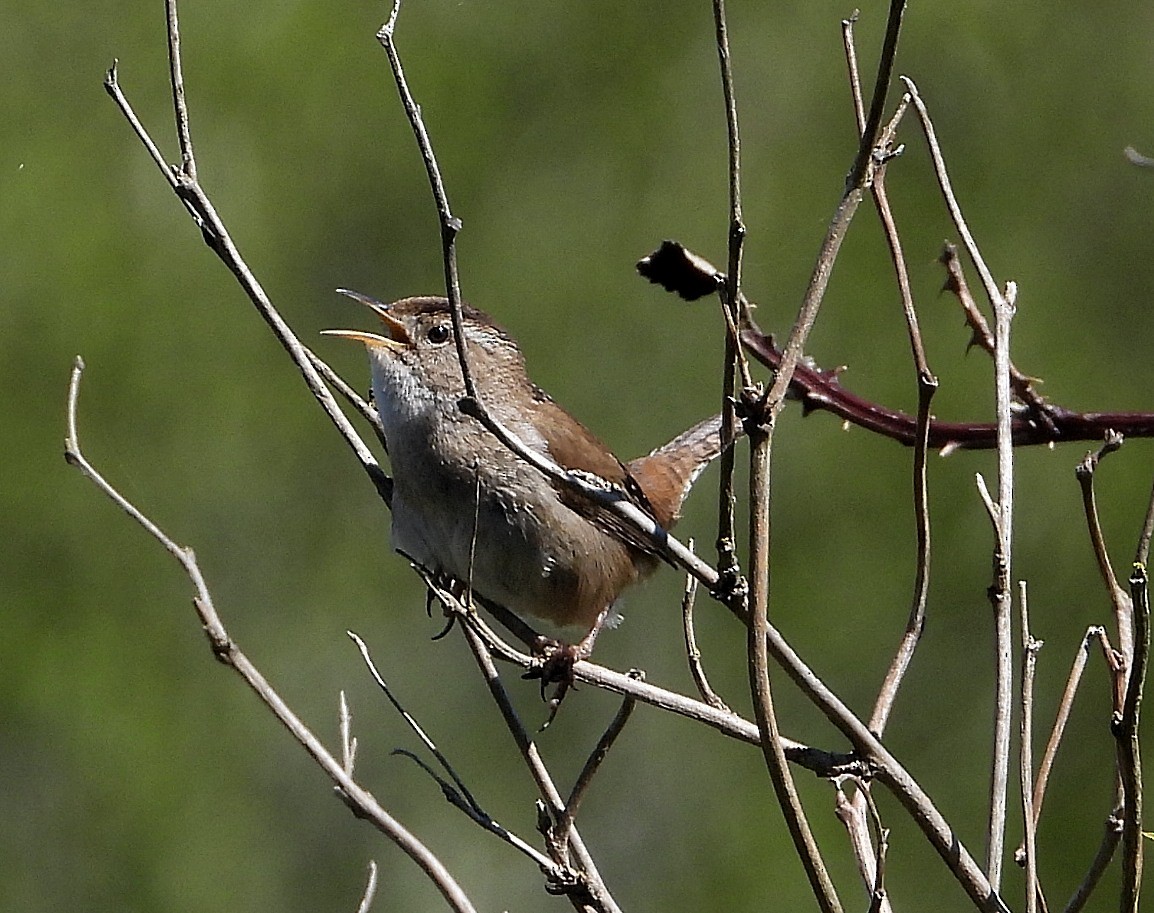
[626,412,733,529]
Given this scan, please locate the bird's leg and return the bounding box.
[526,608,611,727]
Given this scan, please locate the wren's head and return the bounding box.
[325,291,531,432]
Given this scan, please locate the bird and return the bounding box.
[325,291,727,671]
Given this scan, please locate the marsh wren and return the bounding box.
[326,292,725,660]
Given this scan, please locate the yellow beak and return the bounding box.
[322,288,412,351]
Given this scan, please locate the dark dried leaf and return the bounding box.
[636,240,723,301]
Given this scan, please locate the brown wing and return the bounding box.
[529,388,664,556]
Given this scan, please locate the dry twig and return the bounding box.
[64,358,475,913]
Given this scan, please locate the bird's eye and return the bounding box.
[427,323,451,345]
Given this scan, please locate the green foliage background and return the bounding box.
[4,2,1154,910]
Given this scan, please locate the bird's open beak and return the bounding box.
[322,288,412,351]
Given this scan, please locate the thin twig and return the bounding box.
[834,780,893,913]
[425,575,858,775]
[747,424,843,913]
[682,551,730,712]
[985,278,1018,893]
[859,780,892,913]
[555,683,639,859]
[164,0,195,178]
[454,615,620,913]
[902,77,1005,317]
[1136,474,1154,568]
[340,691,358,776]
[905,68,1023,893]
[104,62,392,509]
[391,747,561,876]
[1018,581,1043,913]
[1118,563,1149,912]
[376,2,472,401]
[1027,627,1117,832]
[347,631,483,816]
[355,860,379,913]
[1062,812,1123,913]
[1076,432,1133,674]
[845,0,906,191]
[711,0,750,583]
[939,243,1055,434]
[64,358,476,913]
[849,45,932,737]
[305,346,388,449]
[840,14,931,898]
[842,13,867,132]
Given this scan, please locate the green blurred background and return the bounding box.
[5,1,1154,910]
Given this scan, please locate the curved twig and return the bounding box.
[64,358,476,913]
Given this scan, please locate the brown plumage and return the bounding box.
[327,294,727,646]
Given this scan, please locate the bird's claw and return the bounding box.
[524,637,584,728]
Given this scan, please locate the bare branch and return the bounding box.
[1117,563,1149,912]
[939,243,1056,434]
[835,780,893,913]
[1062,813,1123,913]
[429,575,858,776]
[985,277,1018,893]
[104,52,392,510]
[1018,581,1043,913]
[846,34,933,735]
[711,0,751,583]
[902,77,1006,316]
[747,423,843,913]
[453,615,620,913]
[555,682,639,860]
[1076,432,1133,671]
[375,2,472,402]
[682,553,731,712]
[1136,474,1154,568]
[355,860,379,913]
[348,631,484,817]
[64,359,476,913]
[1028,627,1117,834]
[305,345,388,450]
[739,320,1154,451]
[340,691,358,776]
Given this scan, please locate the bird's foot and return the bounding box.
[524,637,587,728]
[422,572,472,639]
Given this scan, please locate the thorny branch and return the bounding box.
[641,242,1154,453]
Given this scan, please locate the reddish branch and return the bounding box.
[640,240,1154,452]
[742,321,1154,451]
[740,322,1154,451]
